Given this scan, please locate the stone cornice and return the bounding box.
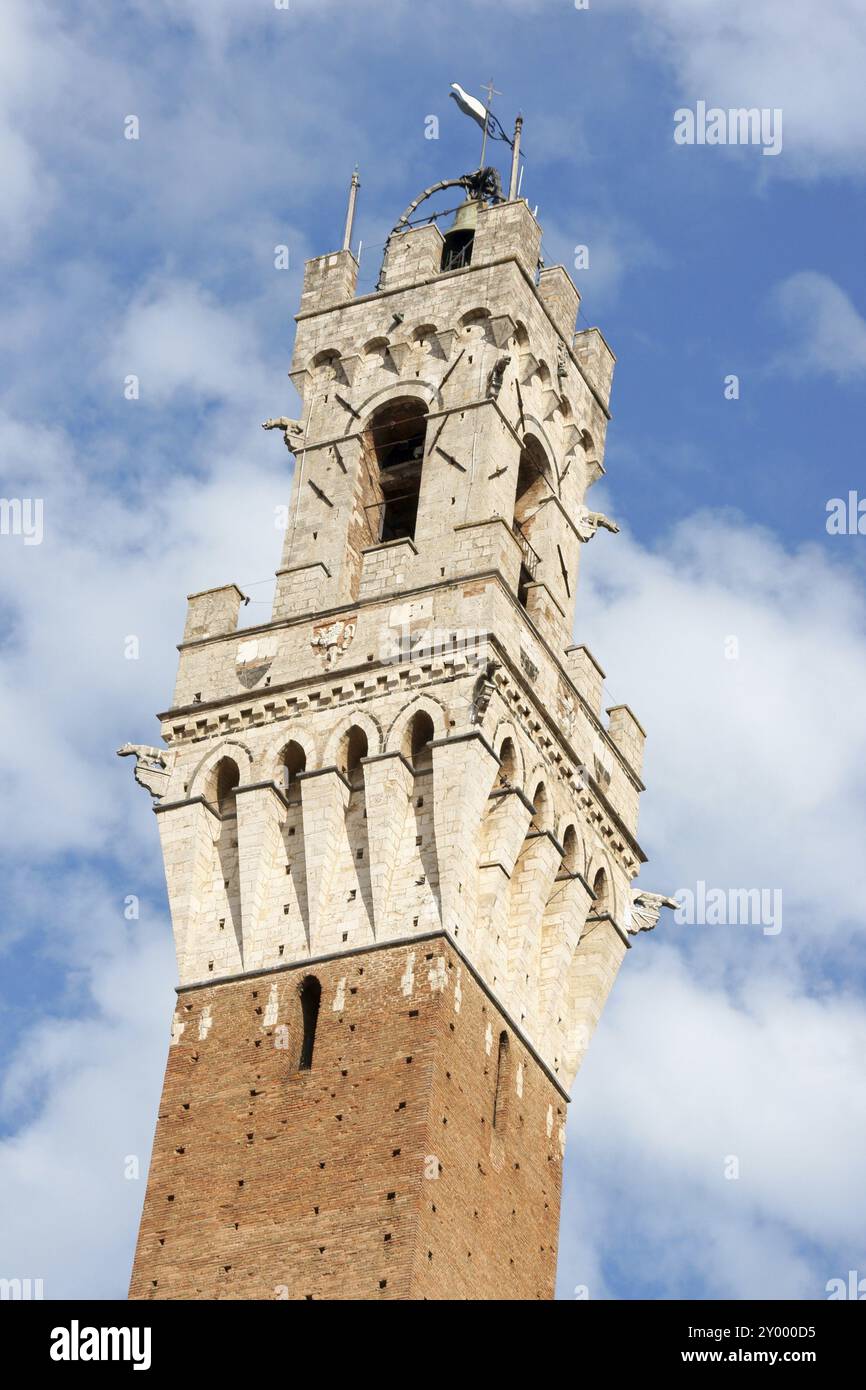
[162,566,645,801]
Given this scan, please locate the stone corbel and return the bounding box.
[562,422,582,452]
[288,367,312,399]
[386,341,411,374]
[338,353,360,386]
[489,313,516,349]
[519,352,539,385]
[434,328,457,360]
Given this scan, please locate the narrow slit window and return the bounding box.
[298,976,322,1071]
[492,1031,510,1131]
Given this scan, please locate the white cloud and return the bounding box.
[579,513,866,937]
[0,387,286,860]
[552,510,866,1296]
[559,945,866,1298]
[0,876,176,1299]
[105,279,273,405]
[0,2,62,252]
[622,0,866,180]
[771,271,866,381]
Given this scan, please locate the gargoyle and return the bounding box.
[470,658,500,726]
[576,506,620,542]
[627,890,679,935]
[262,417,305,453]
[117,743,175,800]
[486,355,511,400]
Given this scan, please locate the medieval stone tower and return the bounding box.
[123,164,670,1301]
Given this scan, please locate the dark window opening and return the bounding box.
[298,976,321,1071]
[517,563,533,610]
[406,710,435,771]
[365,399,429,544]
[381,491,419,543]
[441,228,474,272]
[339,725,369,785]
[213,757,240,815]
[279,741,306,801]
[511,436,548,607]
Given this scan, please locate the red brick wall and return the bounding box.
[129,937,564,1300]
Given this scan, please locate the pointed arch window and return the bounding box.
[279,740,306,802]
[562,825,580,875]
[338,724,369,785]
[209,756,240,815]
[497,737,517,788]
[403,710,435,772]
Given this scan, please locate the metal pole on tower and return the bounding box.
[508,114,523,198]
[342,167,360,252]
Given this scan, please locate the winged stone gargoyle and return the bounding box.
[117,743,175,801]
[627,890,679,935]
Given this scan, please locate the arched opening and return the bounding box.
[338,725,369,783]
[310,348,341,385]
[592,867,610,915]
[512,435,548,608]
[412,323,438,351]
[492,1031,510,1130]
[404,710,435,771]
[297,975,321,1071]
[530,781,549,832]
[441,202,477,272]
[562,825,580,875]
[364,398,429,544]
[211,756,240,815]
[497,737,517,787]
[278,741,306,800]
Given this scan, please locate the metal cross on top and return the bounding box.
[479,78,502,167]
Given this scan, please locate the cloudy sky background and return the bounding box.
[1,0,865,1299]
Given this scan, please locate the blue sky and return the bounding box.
[1,0,865,1300]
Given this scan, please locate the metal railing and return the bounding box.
[512,518,540,580]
